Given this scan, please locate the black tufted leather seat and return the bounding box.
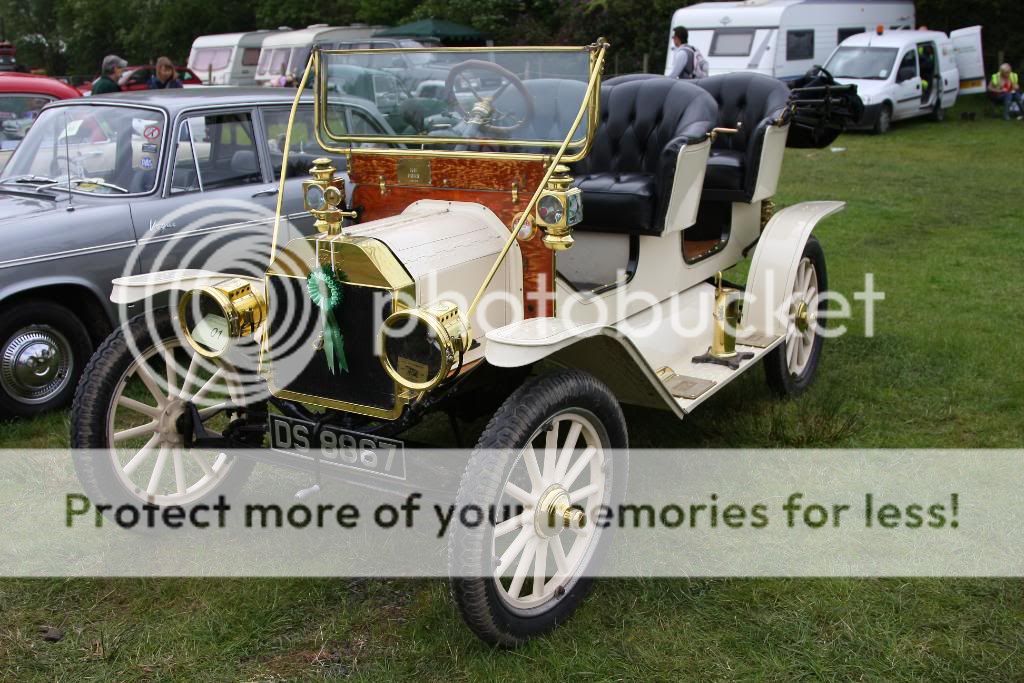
[571,76,718,235]
[694,72,791,202]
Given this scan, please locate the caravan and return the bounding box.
[665,0,915,80]
[188,31,283,86]
[824,27,985,133]
[255,25,386,86]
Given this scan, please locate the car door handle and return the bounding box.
[252,188,278,198]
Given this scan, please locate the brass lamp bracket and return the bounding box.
[303,157,357,235]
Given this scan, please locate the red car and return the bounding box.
[0,72,80,155]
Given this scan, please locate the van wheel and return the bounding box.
[873,104,892,134]
[0,301,93,418]
[932,99,945,122]
[764,236,827,397]
[449,370,628,647]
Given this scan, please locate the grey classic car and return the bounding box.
[0,87,394,417]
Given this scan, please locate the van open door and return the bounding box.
[951,26,985,94]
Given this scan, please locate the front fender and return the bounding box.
[485,318,685,416]
[110,269,264,304]
[742,200,844,338]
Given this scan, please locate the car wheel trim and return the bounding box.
[786,256,819,377]
[0,325,74,405]
[491,409,607,612]
[105,338,239,506]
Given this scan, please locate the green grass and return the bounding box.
[2,95,1023,680]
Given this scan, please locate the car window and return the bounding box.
[170,111,261,193]
[0,94,54,150]
[261,105,346,180]
[898,50,918,79]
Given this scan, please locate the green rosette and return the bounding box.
[307,264,348,374]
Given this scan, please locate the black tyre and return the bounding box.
[71,308,256,508]
[0,300,93,418]
[764,236,827,397]
[932,99,945,122]
[450,369,628,647]
[873,103,892,134]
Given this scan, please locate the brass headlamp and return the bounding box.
[379,301,470,392]
[534,164,582,251]
[178,278,266,358]
[303,157,356,235]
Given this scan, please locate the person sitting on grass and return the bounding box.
[988,63,1023,120]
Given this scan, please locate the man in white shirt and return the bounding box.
[666,26,694,79]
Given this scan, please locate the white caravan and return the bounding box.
[665,0,915,80]
[188,31,283,86]
[824,27,984,133]
[255,24,386,86]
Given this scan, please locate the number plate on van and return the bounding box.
[268,414,406,480]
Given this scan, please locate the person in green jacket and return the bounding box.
[91,55,127,95]
[988,63,1022,120]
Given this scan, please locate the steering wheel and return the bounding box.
[443,60,535,135]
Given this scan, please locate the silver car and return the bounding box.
[0,87,393,416]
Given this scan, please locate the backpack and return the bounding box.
[683,45,709,79]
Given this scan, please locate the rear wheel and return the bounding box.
[932,98,945,121]
[71,309,258,507]
[0,301,93,417]
[450,370,628,647]
[764,236,827,397]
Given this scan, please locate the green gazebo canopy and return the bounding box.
[374,18,485,43]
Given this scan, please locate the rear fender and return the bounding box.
[742,200,844,338]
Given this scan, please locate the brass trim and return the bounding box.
[178,278,266,359]
[268,382,407,421]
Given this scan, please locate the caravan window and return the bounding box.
[241,48,261,67]
[191,48,232,72]
[710,29,755,57]
[837,27,865,44]
[786,30,814,61]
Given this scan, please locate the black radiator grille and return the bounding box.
[266,274,397,412]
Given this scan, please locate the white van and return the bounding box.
[255,24,386,86]
[823,27,984,133]
[188,30,283,86]
[666,0,915,80]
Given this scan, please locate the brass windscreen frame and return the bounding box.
[313,42,604,164]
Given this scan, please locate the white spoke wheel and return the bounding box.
[449,370,628,647]
[71,309,258,508]
[765,236,828,397]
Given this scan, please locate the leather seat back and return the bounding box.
[695,72,790,154]
[574,76,717,178]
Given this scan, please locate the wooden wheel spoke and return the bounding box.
[550,535,569,574]
[523,446,544,491]
[542,425,558,481]
[494,511,531,539]
[146,445,169,496]
[508,538,538,600]
[561,446,596,490]
[172,447,186,495]
[113,420,158,443]
[568,483,600,505]
[503,481,534,506]
[554,422,582,482]
[532,539,548,597]
[189,450,216,478]
[134,360,167,407]
[121,433,160,477]
[117,396,160,419]
[497,526,533,578]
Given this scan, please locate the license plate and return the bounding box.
[268,414,406,480]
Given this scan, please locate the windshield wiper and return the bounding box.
[0,174,61,185]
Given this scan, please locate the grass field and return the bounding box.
[1,95,1023,680]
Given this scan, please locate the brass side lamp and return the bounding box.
[303,157,357,235]
[534,164,582,251]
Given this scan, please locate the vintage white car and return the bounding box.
[70,41,857,646]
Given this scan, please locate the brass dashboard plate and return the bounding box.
[397,158,431,186]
